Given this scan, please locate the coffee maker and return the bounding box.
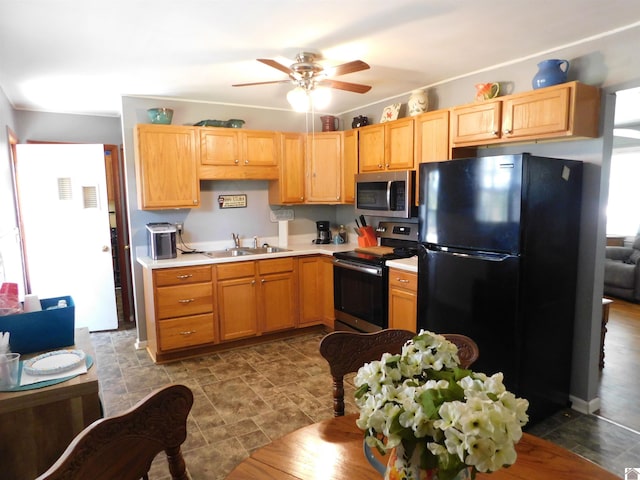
[315,221,332,244]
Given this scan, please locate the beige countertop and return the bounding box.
[137,242,355,269]
[386,256,418,273]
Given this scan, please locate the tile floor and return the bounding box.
[90,328,638,479]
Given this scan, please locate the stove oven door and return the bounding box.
[333,259,388,332]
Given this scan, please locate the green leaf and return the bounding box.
[354,383,369,399]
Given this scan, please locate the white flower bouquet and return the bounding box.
[355,330,529,480]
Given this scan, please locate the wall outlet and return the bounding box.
[269,209,294,222]
[175,222,184,234]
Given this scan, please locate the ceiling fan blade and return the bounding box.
[257,58,293,75]
[330,60,370,76]
[232,80,292,87]
[321,79,372,94]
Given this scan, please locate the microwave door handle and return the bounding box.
[387,181,392,209]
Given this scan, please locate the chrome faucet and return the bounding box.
[253,236,258,248]
[232,233,240,248]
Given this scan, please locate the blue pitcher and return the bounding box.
[532,59,569,89]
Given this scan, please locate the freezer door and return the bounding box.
[417,245,521,391]
[418,155,523,254]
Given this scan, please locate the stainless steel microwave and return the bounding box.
[355,170,416,218]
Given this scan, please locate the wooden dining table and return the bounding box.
[226,414,620,479]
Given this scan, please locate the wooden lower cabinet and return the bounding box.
[143,265,216,362]
[388,268,418,332]
[298,255,335,328]
[143,255,331,362]
[217,258,298,341]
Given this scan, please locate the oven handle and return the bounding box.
[333,259,383,276]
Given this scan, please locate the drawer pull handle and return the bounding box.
[179,330,196,336]
[176,274,193,280]
[178,298,195,303]
[397,278,410,283]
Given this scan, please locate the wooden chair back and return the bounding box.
[319,329,480,416]
[36,383,194,480]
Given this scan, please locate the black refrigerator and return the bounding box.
[417,153,583,425]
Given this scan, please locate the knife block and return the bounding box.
[357,226,377,247]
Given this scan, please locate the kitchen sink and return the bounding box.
[202,246,291,258]
[242,246,292,254]
[202,248,253,258]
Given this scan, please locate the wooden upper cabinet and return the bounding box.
[450,100,502,146]
[450,81,600,148]
[414,109,450,164]
[306,132,342,203]
[358,118,415,172]
[199,128,279,180]
[385,117,415,170]
[134,124,200,210]
[358,124,385,172]
[269,132,305,204]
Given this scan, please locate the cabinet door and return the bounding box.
[388,287,417,332]
[385,117,415,170]
[242,130,278,167]
[217,276,258,341]
[306,132,342,203]
[259,272,298,332]
[134,125,200,209]
[200,128,240,166]
[450,101,501,146]
[388,269,418,332]
[342,129,358,203]
[298,256,324,327]
[502,86,570,140]
[358,124,385,172]
[414,110,450,164]
[269,132,305,204]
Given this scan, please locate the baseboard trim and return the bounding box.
[134,339,147,350]
[570,394,601,414]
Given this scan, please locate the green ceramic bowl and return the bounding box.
[147,108,173,124]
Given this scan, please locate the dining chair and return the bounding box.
[35,383,194,480]
[319,329,480,417]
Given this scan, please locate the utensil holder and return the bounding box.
[357,226,377,247]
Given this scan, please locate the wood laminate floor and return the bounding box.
[597,297,640,433]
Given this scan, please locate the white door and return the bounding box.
[16,144,117,331]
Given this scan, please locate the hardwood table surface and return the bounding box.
[0,327,101,480]
[226,414,619,480]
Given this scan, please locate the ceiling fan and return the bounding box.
[232,51,372,96]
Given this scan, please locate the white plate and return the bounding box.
[23,349,86,376]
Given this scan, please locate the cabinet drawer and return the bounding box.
[389,270,418,292]
[157,283,213,319]
[216,261,256,280]
[158,313,215,351]
[154,266,212,287]
[258,257,294,275]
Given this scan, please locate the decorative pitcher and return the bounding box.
[320,115,339,132]
[475,83,500,101]
[532,59,569,89]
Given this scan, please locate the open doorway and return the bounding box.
[597,85,640,433]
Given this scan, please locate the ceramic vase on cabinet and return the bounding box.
[408,89,428,116]
[532,59,569,89]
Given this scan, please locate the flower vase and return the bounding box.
[383,442,473,480]
[407,89,428,116]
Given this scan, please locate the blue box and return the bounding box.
[0,296,75,354]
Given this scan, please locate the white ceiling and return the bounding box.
[2,0,640,118]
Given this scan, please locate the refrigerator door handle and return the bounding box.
[450,251,513,262]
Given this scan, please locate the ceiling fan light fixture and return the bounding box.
[287,86,310,112]
[310,86,331,109]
